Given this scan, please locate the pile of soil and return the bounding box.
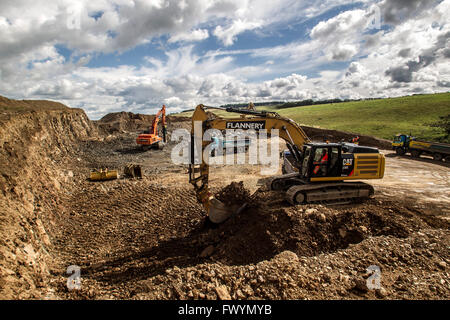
[215,181,251,207]
[302,125,392,149]
[54,182,448,300]
[95,111,191,135]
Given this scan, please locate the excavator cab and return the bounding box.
[296,143,381,180]
[298,144,341,179]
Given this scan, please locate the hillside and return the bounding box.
[261,93,450,143]
[174,93,450,143]
[0,95,70,115]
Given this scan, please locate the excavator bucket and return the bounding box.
[123,164,142,179]
[208,198,247,224]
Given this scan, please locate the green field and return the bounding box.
[174,93,450,142]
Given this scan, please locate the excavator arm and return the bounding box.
[189,104,311,223]
[150,105,167,140]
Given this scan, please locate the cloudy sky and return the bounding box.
[0,0,449,119]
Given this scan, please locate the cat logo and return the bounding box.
[343,159,353,166]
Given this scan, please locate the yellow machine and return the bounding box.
[392,133,450,161]
[189,104,385,223]
[89,169,118,181]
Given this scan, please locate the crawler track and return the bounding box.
[286,182,374,205]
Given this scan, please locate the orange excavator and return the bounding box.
[136,105,167,150]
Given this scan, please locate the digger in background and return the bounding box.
[136,105,167,150]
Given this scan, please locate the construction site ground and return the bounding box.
[0,105,449,300]
[51,132,450,300]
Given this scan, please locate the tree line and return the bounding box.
[220,98,383,110]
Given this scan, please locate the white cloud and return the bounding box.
[213,19,262,46]
[168,28,209,43]
[0,0,449,119]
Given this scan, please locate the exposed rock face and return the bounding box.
[95,111,190,134]
[96,112,154,134]
[0,96,99,299]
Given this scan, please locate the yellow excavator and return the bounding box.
[189,104,385,223]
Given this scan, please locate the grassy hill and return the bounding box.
[174,93,450,142]
[261,93,450,142]
[0,95,70,113]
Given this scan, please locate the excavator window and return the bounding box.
[329,147,340,176]
[313,148,329,176]
[301,147,311,177]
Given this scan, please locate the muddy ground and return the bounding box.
[0,101,449,300]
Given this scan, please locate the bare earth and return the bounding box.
[51,132,450,300]
[0,104,448,300]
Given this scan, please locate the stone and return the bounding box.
[200,245,214,258]
[235,289,245,299]
[376,287,387,298]
[215,285,231,300]
[318,214,326,222]
[353,278,368,293]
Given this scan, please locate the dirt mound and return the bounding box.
[95,111,190,134]
[96,112,154,134]
[302,125,392,149]
[215,181,251,207]
[52,181,449,300]
[0,95,70,118]
[199,187,449,266]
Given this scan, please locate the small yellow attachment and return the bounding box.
[89,169,118,181]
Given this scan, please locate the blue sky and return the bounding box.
[0,0,448,119]
[83,2,361,73]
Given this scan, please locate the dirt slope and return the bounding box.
[0,96,99,298]
[302,125,392,149]
[95,111,190,134]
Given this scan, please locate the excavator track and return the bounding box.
[268,173,301,191]
[285,182,374,205]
